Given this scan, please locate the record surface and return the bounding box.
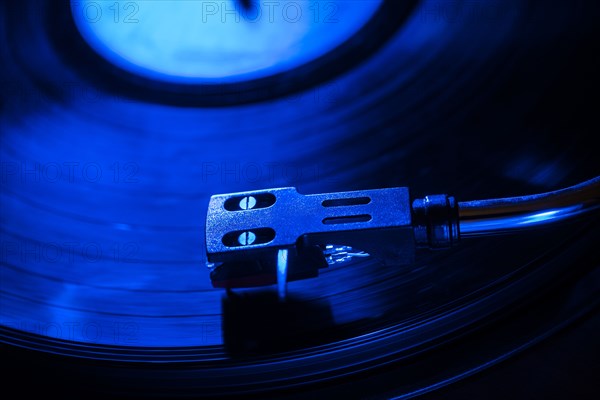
[1,0,599,397]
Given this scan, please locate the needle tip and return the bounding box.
[277,249,288,301]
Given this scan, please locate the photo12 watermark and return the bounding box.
[71,1,341,25]
[200,161,342,186]
[2,320,140,345]
[0,161,140,185]
[0,240,140,265]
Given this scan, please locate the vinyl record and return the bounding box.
[1,0,599,397]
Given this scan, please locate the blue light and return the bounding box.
[2,0,529,350]
[70,0,383,83]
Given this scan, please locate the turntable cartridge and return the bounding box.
[206,176,600,292]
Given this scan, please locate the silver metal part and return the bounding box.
[277,249,288,301]
[459,176,600,236]
[239,196,257,210]
[323,245,370,265]
[238,231,257,246]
